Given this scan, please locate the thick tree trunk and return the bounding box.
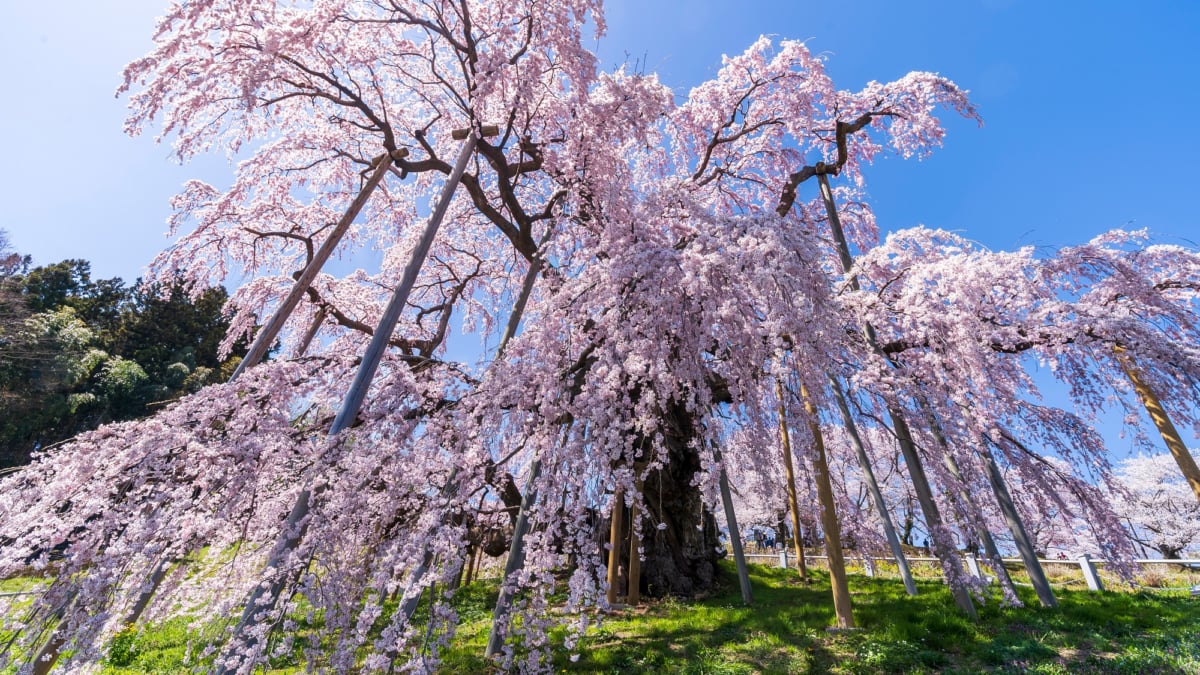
[638,429,720,593]
[487,350,718,654]
[636,401,722,598]
[577,404,727,606]
[487,400,721,657]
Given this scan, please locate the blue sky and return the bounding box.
[1,1,1196,281]
[0,2,1195,460]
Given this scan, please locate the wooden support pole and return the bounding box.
[800,383,854,629]
[936,447,1019,598]
[414,247,544,658]
[31,633,66,675]
[714,445,754,605]
[485,458,543,657]
[452,124,500,140]
[28,588,76,675]
[627,484,643,606]
[479,262,564,657]
[816,173,857,279]
[53,147,404,675]
[294,306,328,358]
[974,526,1011,587]
[776,380,810,582]
[1116,347,1200,504]
[980,445,1057,607]
[889,410,978,619]
[448,557,465,592]
[496,257,541,358]
[921,395,1054,608]
[110,151,398,650]
[458,544,474,588]
[231,150,402,380]
[794,523,809,578]
[219,129,482,675]
[828,375,917,596]
[964,553,983,579]
[472,543,483,581]
[606,488,626,606]
[815,171,977,620]
[1079,554,1104,591]
[121,557,172,627]
[329,135,478,435]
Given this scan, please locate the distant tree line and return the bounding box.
[0,231,246,468]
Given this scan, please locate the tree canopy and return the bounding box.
[0,1,1197,673]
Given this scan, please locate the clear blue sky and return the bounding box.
[1,1,1196,281]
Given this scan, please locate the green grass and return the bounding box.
[440,563,1200,674]
[7,563,1200,673]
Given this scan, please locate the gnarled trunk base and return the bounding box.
[632,404,721,598]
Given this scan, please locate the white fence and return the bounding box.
[4,553,1196,618]
[742,551,1200,594]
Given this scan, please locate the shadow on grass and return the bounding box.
[50,559,1199,674]
[441,562,1200,674]
[559,564,833,674]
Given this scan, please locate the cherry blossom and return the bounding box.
[3,0,1196,672]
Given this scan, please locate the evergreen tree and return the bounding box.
[0,245,246,468]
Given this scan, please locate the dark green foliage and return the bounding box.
[0,249,247,468]
[111,280,245,406]
[18,260,128,337]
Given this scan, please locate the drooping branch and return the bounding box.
[776,111,898,216]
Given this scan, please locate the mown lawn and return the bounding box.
[8,561,1199,673]
[440,563,1200,674]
